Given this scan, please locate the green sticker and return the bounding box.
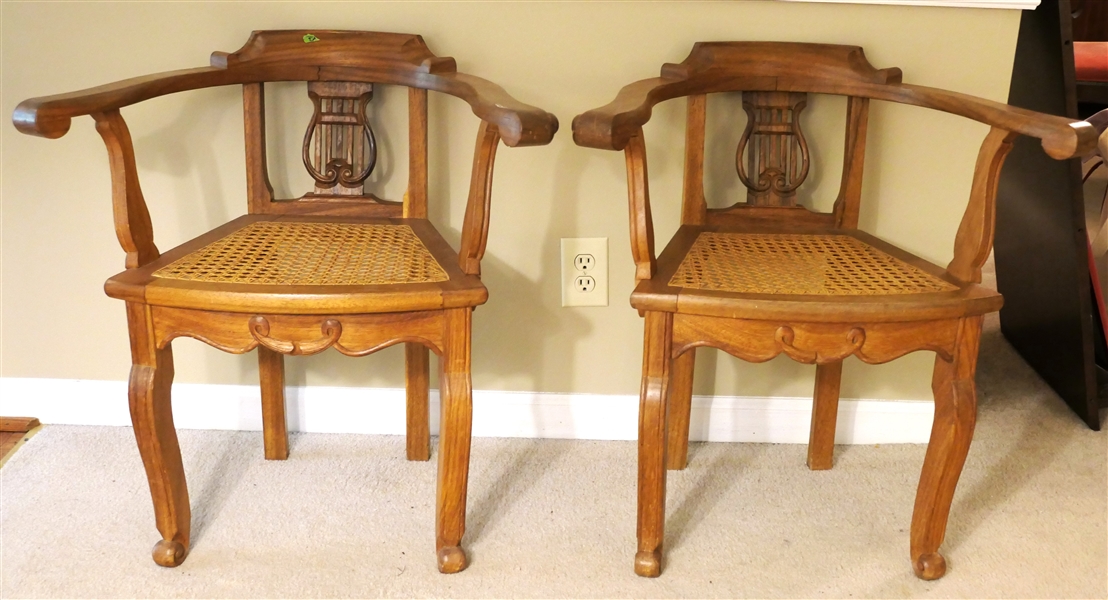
[303,34,320,43]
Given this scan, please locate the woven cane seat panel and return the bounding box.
[154,222,449,286]
[669,233,958,296]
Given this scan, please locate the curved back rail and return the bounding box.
[571,41,1097,284]
[13,30,559,275]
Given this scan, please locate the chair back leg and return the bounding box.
[807,360,843,470]
[666,348,696,470]
[405,342,432,461]
[258,347,289,460]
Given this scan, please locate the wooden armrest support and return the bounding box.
[93,110,160,269]
[458,121,501,276]
[433,72,558,148]
[625,131,657,281]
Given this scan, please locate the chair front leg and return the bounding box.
[435,308,473,574]
[911,316,982,580]
[126,302,190,567]
[405,342,431,461]
[636,311,673,577]
[666,348,695,470]
[258,347,289,460]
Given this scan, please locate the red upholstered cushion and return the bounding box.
[1075,42,1108,83]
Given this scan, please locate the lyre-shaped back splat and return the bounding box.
[302,81,377,196]
[736,91,810,207]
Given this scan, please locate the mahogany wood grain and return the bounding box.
[406,87,429,219]
[15,30,554,572]
[258,347,289,461]
[92,110,159,269]
[807,360,842,470]
[126,301,189,567]
[458,121,501,276]
[947,127,1018,284]
[435,308,473,574]
[405,342,431,462]
[625,132,657,282]
[635,311,672,578]
[682,95,707,226]
[571,41,1085,580]
[832,97,870,229]
[15,31,557,148]
[665,348,695,471]
[571,42,1095,160]
[911,316,983,580]
[244,83,275,212]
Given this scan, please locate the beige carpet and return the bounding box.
[2,316,1106,598]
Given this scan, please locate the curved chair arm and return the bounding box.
[13,66,558,148]
[434,72,558,148]
[865,83,1097,160]
[572,77,683,152]
[571,75,1097,160]
[13,67,240,139]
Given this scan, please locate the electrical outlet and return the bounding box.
[561,238,607,307]
[574,275,596,292]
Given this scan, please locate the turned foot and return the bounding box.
[152,539,187,567]
[634,550,662,577]
[437,546,468,573]
[913,552,947,580]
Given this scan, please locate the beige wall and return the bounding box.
[1,2,1020,401]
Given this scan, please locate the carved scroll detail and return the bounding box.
[773,325,866,363]
[249,315,342,356]
[302,81,377,195]
[152,307,446,357]
[736,91,810,207]
[674,314,957,366]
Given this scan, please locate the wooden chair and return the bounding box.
[13,30,557,573]
[572,42,1096,580]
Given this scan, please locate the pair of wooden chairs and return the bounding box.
[14,31,1096,579]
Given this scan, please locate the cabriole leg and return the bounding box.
[126,302,190,567]
[258,347,289,460]
[435,309,473,574]
[406,342,431,461]
[807,360,843,470]
[911,316,982,580]
[666,348,695,470]
[636,311,673,577]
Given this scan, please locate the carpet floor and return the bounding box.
[2,316,1106,598]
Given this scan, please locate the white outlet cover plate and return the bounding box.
[561,237,608,307]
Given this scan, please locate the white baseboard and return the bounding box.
[0,378,934,444]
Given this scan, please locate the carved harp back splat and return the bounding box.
[736,91,810,207]
[302,81,378,198]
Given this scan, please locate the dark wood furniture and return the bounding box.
[12,30,557,573]
[997,0,1106,430]
[572,42,1096,580]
